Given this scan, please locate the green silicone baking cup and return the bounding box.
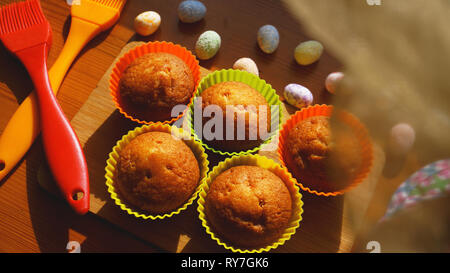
[186,69,282,156]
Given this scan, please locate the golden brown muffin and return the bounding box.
[205,166,292,248]
[119,52,194,121]
[286,116,361,192]
[200,81,271,152]
[116,131,200,214]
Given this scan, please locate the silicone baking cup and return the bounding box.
[105,123,209,220]
[109,41,201,125]
[197,154,303,253]
[186,69,282,156]
[277,104,374,197]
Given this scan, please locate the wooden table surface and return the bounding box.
[0,0,424,253]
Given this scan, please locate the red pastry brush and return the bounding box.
[0,0,89,215]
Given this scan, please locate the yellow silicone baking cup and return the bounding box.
[186,69,283,156]
[105,123,209,220]
[197,154,304,253]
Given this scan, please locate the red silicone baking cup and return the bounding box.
[277,104,374,197]
[109,41,201,125]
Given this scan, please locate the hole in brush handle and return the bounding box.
[71,190,85,201]
[67,188,89,215]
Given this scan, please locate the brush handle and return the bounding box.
[0,18,100,182]
[16,44,89,215]
[48,17,101,91]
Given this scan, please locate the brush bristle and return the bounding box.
[85,0,127,10]
[0,0,46,36]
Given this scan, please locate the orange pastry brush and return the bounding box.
[0,0,127,181]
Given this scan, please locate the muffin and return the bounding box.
[116,131,200,214]
[200,81,271,152]
[204,165,292,248]
[286,116,362,192]
[119,52,195,121]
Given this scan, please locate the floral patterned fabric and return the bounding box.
[383,159,450,221]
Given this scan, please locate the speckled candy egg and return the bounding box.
[134,11,161,36]
[177,0,206,23]
[233,57,259,76]
[325,72,344,94]
[257,25,279,54]
[283,83,313,109]
[388,123,416,155]
[294,40,324,65]
[195,30,221,60]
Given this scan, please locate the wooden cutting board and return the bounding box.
[38,41,385,253]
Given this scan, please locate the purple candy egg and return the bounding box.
[283,83,313,109]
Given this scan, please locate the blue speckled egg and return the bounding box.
[283,83,313,109]
[257,25,279,54]
[178,0,206,23]
[195,30,221,60]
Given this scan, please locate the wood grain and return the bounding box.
[0,0,411,253]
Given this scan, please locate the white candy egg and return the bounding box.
[134,11,161,36]
[233,57,259,76]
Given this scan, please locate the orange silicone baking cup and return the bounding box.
[109,41,201,125]
[277,104,374,197]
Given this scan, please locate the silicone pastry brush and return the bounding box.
[0,0,89,214]
[0,0,127,181]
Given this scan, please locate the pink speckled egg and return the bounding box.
[325,72,344,94]
[388,123,416,155]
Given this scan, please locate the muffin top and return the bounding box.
[287,116,331,170]
[116,131,200,214]
[286,116,361,191]
[200,81,271,151]
[119,52,194,109]
[201,81,268,111]
[205,165,292,248]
